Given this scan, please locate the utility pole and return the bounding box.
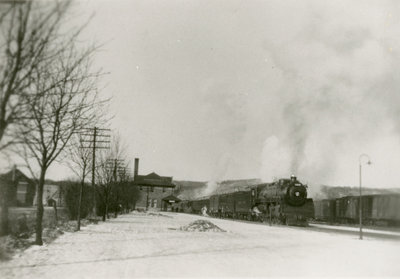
[358,154,371,240]
[92,127,97,215]
[80,127,111,218]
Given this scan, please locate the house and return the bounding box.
[0,168,36,207]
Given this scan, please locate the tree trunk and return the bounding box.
[102,190,110,221]
[35,168,46,245]
[53,201,58,225]
[0,182,9,236]
[77,179,84,231]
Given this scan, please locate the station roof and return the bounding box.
[162,194,181,202]
[133,172,175,188]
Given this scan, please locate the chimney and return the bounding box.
[134,158,139,178]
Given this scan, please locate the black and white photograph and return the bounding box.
[0,0,399,278]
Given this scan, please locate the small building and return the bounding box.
[33,184,66,207]
[132,158,176,211]
[161,195,181,211]
[0,168,35,207]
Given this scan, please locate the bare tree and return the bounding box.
[112,166,141,215]
[17,45,103,244]
[11,11,106,245]
[95,158,114,221]
[67,135,93,231]
[0,1,75,151]
[95,134,127,221]
[0,0,73,238]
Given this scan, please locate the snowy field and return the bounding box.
[0,211,399,278]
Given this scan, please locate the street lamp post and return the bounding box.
[358,154,371,240]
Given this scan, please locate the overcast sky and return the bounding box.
[4,0,400,188]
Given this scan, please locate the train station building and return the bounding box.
[132,158,178,211]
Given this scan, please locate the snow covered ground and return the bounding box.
[0,211,399,278]
[309,223,400,237]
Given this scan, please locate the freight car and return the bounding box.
[181,176,314,226]
[313,194,400,226]
[208,190,255,219]
[314,199,336,224]
[191,198,210,214]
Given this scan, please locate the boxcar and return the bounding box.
[371,194,400,226]
[191,198,210,214]
[361,195,374,223]
[219,193,235,218]
[336,196,356,223]
[314,199,336,223]
[209,195,219,216]
[335,195,376,225]
[233,190,253,219]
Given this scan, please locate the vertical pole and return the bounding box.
[77,179,83,230]
[359,163,363,240]
[146,186,149,211]
[113,159,117,182]
[269,206,272,226]
[92,127,97,217]
[113,159,117,218]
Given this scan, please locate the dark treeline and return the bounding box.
[60,180,141,220]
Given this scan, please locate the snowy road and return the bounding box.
[1,212,399,278]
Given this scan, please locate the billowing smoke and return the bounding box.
[67,0,400,191]
[203,180,218,196]
[259,1,400,190]
[261,136,291,181]
[202,152,232,196]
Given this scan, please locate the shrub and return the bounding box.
[63,181,94,220]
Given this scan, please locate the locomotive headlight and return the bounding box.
[295,192,300,197]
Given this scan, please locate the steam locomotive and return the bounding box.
[175,176,315,226]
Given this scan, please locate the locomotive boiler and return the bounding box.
[255,176,314,225]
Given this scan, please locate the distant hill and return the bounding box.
[311,185,400,200]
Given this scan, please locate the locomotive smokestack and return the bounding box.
[134,158,139,177]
